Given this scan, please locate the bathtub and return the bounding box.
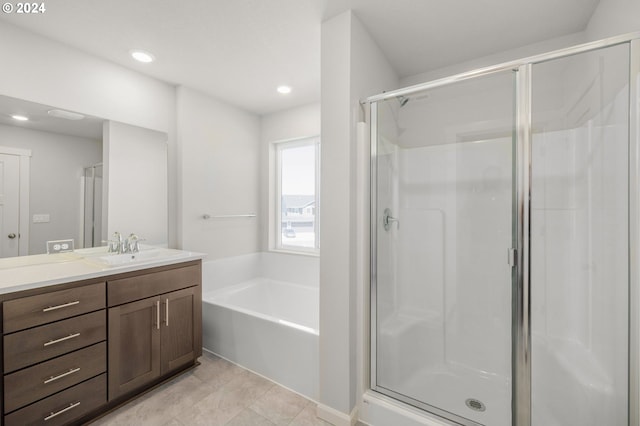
[202,253,319,400]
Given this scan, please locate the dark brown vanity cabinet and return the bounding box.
[107,263,202,401]
[107,296,161,400]
[160,286,199,374]
[0,259,202,425]
[2,282,107,426]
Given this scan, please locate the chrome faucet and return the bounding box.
[108,232,122,253]
[127,233,141,253]
[108,231,143,254]
[120,237,130,254]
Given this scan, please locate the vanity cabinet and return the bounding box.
[107,264,201,401]
[107,296,161,400]
[160,287,199,373]
[0,259,202,425]
[2,282,107,425]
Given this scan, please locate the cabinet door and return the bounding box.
[160,287,197,374]
[108,296,160,400]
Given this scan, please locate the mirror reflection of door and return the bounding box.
[0,153,20,258]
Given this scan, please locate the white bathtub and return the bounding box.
[202,253,319,400]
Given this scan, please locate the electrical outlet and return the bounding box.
[47,239,74,254]
[33,214,50,223]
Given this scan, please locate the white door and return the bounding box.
[0,154,20,258]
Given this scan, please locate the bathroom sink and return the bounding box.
[81,247,191,267]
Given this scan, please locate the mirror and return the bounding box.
[0,95,168,257]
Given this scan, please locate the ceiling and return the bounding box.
[0,0,600,115]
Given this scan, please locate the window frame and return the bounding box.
[272,136,320,255]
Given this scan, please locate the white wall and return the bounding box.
[319,10,399,422]
[585,0,640,40]
[177,86,260,260]
[401,2,640,91]
[402,32,586,88]
[103,121,168,245]
[0,124,101,254]
[0,22,179,247]
[259,103,321,251]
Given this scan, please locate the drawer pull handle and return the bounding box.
[43,301,80,312]
[44,367,80,384]
[44,401,81,421]
[44,332,80,347]
[156,300,160,330]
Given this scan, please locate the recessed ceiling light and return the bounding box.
[130,50,155,63]
[277,85,292,94]
[48,109,85,120]
[11,114,28,121]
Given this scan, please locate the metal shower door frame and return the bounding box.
[368,99,476,425]
[629,38,640,426]
[369,68,519,426]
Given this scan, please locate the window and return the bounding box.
[274,137,320,253]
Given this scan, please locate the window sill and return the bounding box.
[269,248,320,258]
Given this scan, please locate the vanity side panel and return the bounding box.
[195,263,202,358]
[1,302,3,421]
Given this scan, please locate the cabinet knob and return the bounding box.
[8,233,16,239]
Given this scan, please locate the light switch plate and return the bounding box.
[47,239,74,254]
[33,214,50,223]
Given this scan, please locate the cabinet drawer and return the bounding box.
[3,282,105,334]
[4,311,106,373]
[108,263,200,306]
[4,342,106,413]
[4,374,106,426]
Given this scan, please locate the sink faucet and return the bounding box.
[127,233,141,253]
[108,232,122,253]
[108,232,143,254]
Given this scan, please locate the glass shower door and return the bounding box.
[530,43,630,426]
[372,70,516,426]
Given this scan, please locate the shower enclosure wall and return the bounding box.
[367,34,639,426]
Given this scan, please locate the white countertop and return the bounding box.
[0,247,206,295]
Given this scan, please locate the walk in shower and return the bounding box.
[367,34,639,426]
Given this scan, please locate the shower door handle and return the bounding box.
[508,248,517,267]
[383,208,399,231]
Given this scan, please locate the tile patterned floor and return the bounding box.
[90,351,334,426]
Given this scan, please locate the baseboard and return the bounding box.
[317,403,358,426]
